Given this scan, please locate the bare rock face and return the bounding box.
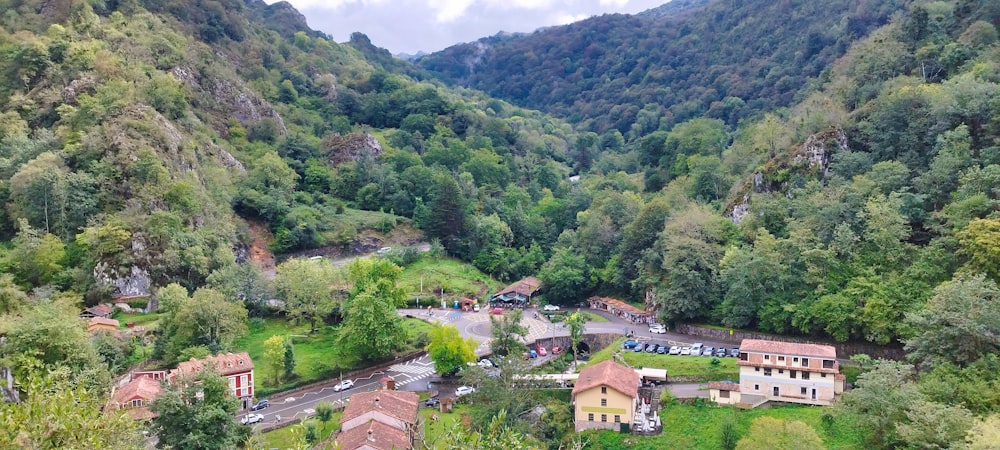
[171,67,287,136]
[729,194,750,225]
[792,127,848,178]
[324,133,383,166]
[93,263,152,299]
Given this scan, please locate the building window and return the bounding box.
[754,384,759,391]
[802,372,811,380]
[793,357,799,362]
[755,367,760,372]
[614,415,621,423]
[720,390,730,399]
[790,370,797,379]
[763,368,772,376]
[601,399,607,407]
[588,413,594,421]
[802,358,809,366]
[801,387,807,395]
[821,373,827,378]
[778,356,785,362]
[778,369,784,374]
[601,386,607,394]
[823,360,835,369]
[764,354,770,361]
[601,414,607,422]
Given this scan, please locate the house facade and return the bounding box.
[87,317,120,335]
[110,376,163,420]
[588,297,655,324]
[174,352,255,410]
[716,339,845,408]
[338,390,420,450]
[571,360,641,432]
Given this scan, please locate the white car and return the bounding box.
[689,343,703,355]
[241,413,264,425]
[668,346,681,355]
[333,379,355,392]
[543,304,560,311]
[455,386,476,397]
[649,323,667,334]
[477,359,494,368]
[680,347,692,355]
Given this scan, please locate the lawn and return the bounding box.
[582,403,862,449]
[578,311,609,323]
[398,257,502,303]
[260,411,342,449]
[583,337,740,381]
[112,311,163,329]
[236,317,432,397]
[420,404,469,448]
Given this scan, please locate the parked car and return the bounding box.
[646,344,659,353]
[715,348,728,357]
[656,345,667,354]
[529,349,538,358]
[251,399,269,411]
[634,343,644,352]
[376,247,392,255]
[537,346,547,356]
[472,304,480,312]
[477,359,494,368]
[543,304,560,311]
[690,343,703,355]
[668,346,681,355]
[490,307,504,315]
[455,386,476,397]
[333,379,355,392]
[622,339,639,349]
[649,323,667,334]
[552,346,562,354]
[730,348,741,358]
[680,346,692,355]
[425,397,441,407]
[702,346,715,356]
[241,413,264,425]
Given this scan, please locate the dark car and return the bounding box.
[715,348,728,357]
[656,345,667,354]
[622,339,639,349]
[425,397,440,407]
[646,344,659,353]
[251,399,269,411]
[634,343,644,352]
[730,348,741,358]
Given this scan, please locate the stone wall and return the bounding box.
[675,324,905,360]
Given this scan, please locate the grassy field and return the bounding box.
[236,317,432,396]
[112,311,163,329]
[420,404,469,448]
[399,257,501,302]
[260,411,342,449]
[583,337,740,381]
[582,403,862,449]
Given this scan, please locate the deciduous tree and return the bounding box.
[489,309,528,357]
[263,335,285,385]
[904,274,1000,367]
[274,258,340,333]
[151,370,249,450]
[426,324,476,376]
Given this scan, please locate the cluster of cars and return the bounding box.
[623,340,740,358]
[523,345,561,359]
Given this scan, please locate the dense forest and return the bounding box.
[416,0,905,135]
[1,0,1000,447]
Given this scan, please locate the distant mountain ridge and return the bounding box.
[416,0,906,134]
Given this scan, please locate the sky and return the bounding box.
[266,0,669,55]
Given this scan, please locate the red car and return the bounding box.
[537,346,547,356]
[552,346,562,354]
[490,307,504,315]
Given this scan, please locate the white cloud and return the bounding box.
[599,0,630,6]
[553,12,590,25]
[428,0,476,22]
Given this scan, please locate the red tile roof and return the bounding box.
[589,296,651,316]
[341,390,419,426]
[337,419,411,450]
[112,377,163,406]
[82,304,113,317]
[495,277,541,297]
[739,339,837,359]
[572,360,640,399]
[88,317,120,328]
[174,352,254,377]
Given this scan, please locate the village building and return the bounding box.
[109,376,163,420]
[710,339,845,408]
[80,304,113,319]
[338,390,420,450]
[489,277,541,308]
[174,352,255,410]
[571,360,641,432]
[588,297,655,324]
[87,317,120,335]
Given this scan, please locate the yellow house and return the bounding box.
[571,360,640,432]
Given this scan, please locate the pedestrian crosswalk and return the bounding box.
[386,356,436,386]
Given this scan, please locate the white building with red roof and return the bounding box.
[338,390,420,450]
[110,376,163,421]
[173,352,255,410]
[711,339,845,408]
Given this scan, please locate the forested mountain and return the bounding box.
[417,0,904,135]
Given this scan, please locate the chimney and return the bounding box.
[375,396,381,408]
[367,429,375,442]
